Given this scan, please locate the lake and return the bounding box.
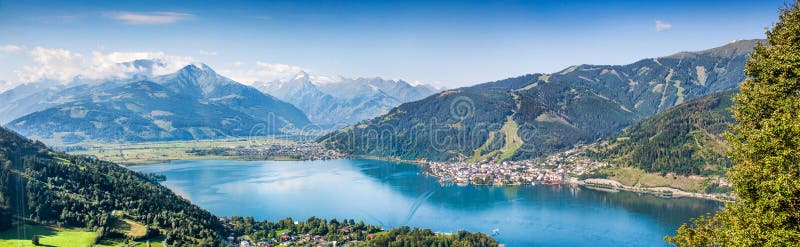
[130,159,723,246]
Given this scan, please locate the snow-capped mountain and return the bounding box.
[253,72,441,126]
[4,63,310,144]
[0,59,177,124]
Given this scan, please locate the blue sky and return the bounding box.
[0,0,787,89]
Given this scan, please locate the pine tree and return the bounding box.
[666,2,800,246]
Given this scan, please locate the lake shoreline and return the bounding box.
[354,155,734,202]
[573,178,735,202]
[119,149,733,203]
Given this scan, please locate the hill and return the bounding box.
[321,40,760,162]
[6,64,310,144]
[587,90,736,176]
[0,126,221,245]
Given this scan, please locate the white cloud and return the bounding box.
[218,61,307,85]
[14,47,194,83]
[103,11,193,25]
[0,80,12,93]
[655,20,672,32]
[0,45,23,52]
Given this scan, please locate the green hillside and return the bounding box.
[588,90,737,176]
[0,126,222,246]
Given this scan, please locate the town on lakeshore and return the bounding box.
[422,145,606,186]
[417,145,733,201]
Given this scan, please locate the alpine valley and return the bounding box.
[0,37,775,247]
[7,1,800,246]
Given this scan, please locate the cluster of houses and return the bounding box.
[205,141,345,161]
[225,234,341,247]
[425,145,609,186]
[225,230,375,247]
[538,145,609,177]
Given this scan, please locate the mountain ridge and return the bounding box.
[321,39,762,162]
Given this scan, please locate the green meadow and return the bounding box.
[0,225,95,247]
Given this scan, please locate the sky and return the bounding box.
[0,0,788,90]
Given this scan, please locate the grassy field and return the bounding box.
[496,115,523,162]
[0,225,96,247]
[68,137,295,165]
[108,218,147,239]
[468,116,523,163]
[599,166,711,193]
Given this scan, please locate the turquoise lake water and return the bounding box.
[130,159,722,246]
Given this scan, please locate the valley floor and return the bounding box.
[65,138,343,165]
[576,178,734,202]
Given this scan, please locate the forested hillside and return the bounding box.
[588,90,736,176]
[0,126,222,245]
[321,40,758,162]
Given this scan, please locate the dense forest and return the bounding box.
[588,90,736,176]
[0,126,496,246]
[0,126,222,245]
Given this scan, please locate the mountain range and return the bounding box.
[252,72,439,126]
[320,39,760,162]
[0,62,437,144]
[0,59,181,124]
[5,64,310,144]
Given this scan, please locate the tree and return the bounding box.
[666,2,800,246]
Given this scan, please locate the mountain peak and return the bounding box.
[179,63,216,76]
[153,62,243,97]
[666,39,763,59]
[293,71,311,80]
